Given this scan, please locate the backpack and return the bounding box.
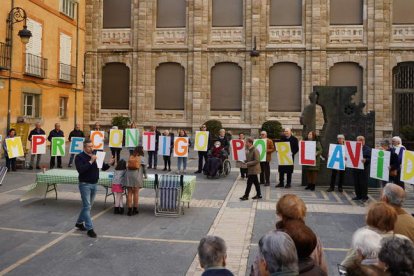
[128,155,141,170]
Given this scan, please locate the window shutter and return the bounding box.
[59,33,72,65]
[26,19,42,56]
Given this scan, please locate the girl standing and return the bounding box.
[177,129,191,174]
[126,146,147,216]
[112,159,127,214]
[304,131,323,191]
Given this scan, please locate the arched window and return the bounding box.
[330,0,363,25]
[393,0,414,24]
[103,0,131,28]
[393,62,414,133]
[212,0,243,27]
[155,63,185,110]
[101,63,130,109]
[270,0,302,26]
[157,0,186,28]
[211,62,242,111]
[269,62,302,112]
[329,62,363,104]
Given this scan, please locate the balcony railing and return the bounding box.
[0,42,10,70]
[25,53,47,78]
[59,63,76,83]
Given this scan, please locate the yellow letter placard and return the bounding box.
[90,131,105,150]
[109,129,123,148]
[401,150,414,184]
[194,131,209,152]
[174,137,189,157]
[5,137,24,158]
[276,142,293,165]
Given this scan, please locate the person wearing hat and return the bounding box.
[327,134,346,193]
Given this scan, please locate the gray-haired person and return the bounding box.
[198,235,234,276]
[28,122,46,170]
[379,236,414,276]
[256,231,299,276]
[381,183,414,242]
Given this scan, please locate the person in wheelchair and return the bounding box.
[203,141,228,177]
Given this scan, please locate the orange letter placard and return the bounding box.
[174,137,189,157]
[90,131,105,150]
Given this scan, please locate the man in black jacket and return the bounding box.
[75,139,113,238]
[47,123,64,169]
[147,125,161,169]
[276,128,299,188]
[195,124,212,173]
[68,123,85,167]
[28,122,46,170]
[352,136,371,202]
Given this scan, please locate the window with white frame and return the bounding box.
[59,97,68,118]
[23,93,40,118]
[59,33,72,82]
[60,0,77,19]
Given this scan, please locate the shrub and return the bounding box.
[261,120,283,139]
[400,125,414,141]
[111,116,130,130]
[204,120,222,138]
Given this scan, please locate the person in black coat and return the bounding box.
[161,130,174,171]
[147,125,161,169]
[327,134,346,193]
[352,136,371,202]
[216,129,230,154]
[198,236,234,276]
[380,140,400,187]
[195,124,212,174]
[47,123,64,169]
[28,122,46,170]
[276,128,299,188]
[68,123,85,167]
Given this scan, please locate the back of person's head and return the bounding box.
[276,194,307,221]
[198,236,227,269]
[382,183,405,207]
[258,231,298,274]
[379,237,414,276]
[366,202,398,233]
[281,220,317,259]
[115,159,126,171]
[351,228,382,260]
[133,146,144,157]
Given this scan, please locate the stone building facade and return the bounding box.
[84,0,414,140]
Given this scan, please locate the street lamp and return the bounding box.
[6,7,32,131]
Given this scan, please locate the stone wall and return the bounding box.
[84,0,414,140]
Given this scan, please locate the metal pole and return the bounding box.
[74,1,79,128]
[6,0,15,131]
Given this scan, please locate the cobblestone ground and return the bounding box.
[0,149,413,276]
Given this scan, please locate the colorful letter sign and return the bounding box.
[253,139,267,162]
[158,136,171,156]
[51,137,65,156]
[90,131,104,150]
[231,139,246,161]
[143,132,156,151]
[194,131,209,152]
[109,129,123,148]
[69,137,85,154]
[401,150,414,184]
[5,137,24,158]
[370,149,391,181]
[345,141,364,169]
[31,135,47,155]
[327,144,345,170]
[174,137,189,157]
[299,141,316,166]
[276,142,294,166]
[125,128,139,148]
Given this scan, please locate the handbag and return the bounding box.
[128,156,141,170]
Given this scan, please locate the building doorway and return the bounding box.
[393,62,414,134]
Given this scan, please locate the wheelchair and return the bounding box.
[203,156,231,178]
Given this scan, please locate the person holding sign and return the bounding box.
[379,140,400,186]
[238,133,248,179]
[259,131,275,186]
[239,138,262,200]
[304,131,323,191]
[127,122,139,155]
[109,126,123,164]
[3,129,18,171]
[327,134,346,193]
[392,136,406,189]
[195,125,211,174]
[276,128,299,188]
[28,122,46,170]
[147,125,161,170]
[161,130,174,171]
[47,123,64,169]
[176,130,191,174]
[68,124,85,168]
[351,136,371,201]
[75,139,113,238]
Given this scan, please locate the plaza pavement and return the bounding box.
[0,149,413,276]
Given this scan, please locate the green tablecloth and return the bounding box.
[21,169,196,203]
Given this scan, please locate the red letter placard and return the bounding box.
[31,135,47,154]
[345,141,363,169]
[231,139,246,161]
[142,131,156,151]
[299,141,316,166]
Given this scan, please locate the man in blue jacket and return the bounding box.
[75,139,113,238]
